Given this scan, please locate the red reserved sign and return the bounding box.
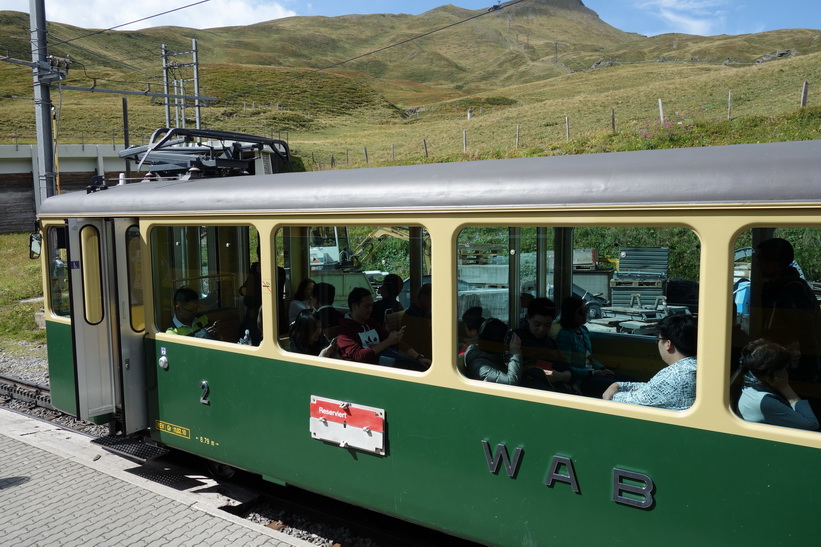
[310,397,384,433]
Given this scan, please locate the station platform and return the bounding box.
[0,408,312,546]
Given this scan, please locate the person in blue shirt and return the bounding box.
[556,294,619,396]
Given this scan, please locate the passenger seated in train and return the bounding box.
[755,238,821,382]
[313,282,345,329]
[603,314,698,411]
[288,278,316,324]
[736,339,819,430]
[513,297,575,392]
[336,287,431,370]
[401,283,432,358]
[289,309,339,358]
[459,306,484,358]
[464,318,522,385]
[555,295,620,397]
[372,273,404,326]
[166,286,218,339]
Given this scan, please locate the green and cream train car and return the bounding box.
[36,140,821,545]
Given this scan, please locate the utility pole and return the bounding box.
[162,44,171,127]
[192,38,202,129]
[30,0,60,204]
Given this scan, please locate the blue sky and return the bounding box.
[0,0,818,36]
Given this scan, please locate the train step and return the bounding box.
[91,434,170,463]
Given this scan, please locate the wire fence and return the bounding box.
[2,80,814,171]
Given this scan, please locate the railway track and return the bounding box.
[0,373,54,410]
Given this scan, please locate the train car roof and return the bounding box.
[39,140,821,217]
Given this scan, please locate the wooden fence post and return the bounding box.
[331,155,335,169]
[364,146,369,164]
[658,98,665,124]
[611,108,616,134]
[515,124,520,148]
[565,116,570,140]
[346,149,349,164]
[728,91,733,120]
[801,81,809,107]
[423,139,429,158]
[463,130,468,153]
[392,144,395,161]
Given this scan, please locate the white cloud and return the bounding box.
[656,7,724,34]
[0,0,296,30]
[638,0,729,35]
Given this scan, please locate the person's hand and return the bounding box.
[417,357,432,368]
[766,369,791,391]
[602,382,620,400]
[766,369,801,404]
[593,368,615,378]
[205,320,220,337]
[508,332,521,352]
[386,328,404,345]
[546,369,572,383]
[319,337,338,358]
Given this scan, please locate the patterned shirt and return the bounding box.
[611,356,697,411]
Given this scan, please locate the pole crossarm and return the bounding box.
[1,55,69,81]
[1,55,37,68]
[49,83,217,103]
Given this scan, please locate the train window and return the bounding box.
[275,225,432,370]
[457,225,701,410]
[125,226,144,332]
[150,224,260,344]
[46,226,70,317]
[80,225,104,325]
[731,228,821,431]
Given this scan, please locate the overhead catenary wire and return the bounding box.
[215,0,531,105]
[26,0,530,109]
[44,0,212,50]
[39,2,214,95]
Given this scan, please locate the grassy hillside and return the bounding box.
[266,51,821,168]
[0,0,631,93]
[0,2,818,158]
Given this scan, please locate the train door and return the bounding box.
[67,218,147,433]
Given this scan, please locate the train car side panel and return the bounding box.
[45,320,77,416]
[143,338,818,545]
